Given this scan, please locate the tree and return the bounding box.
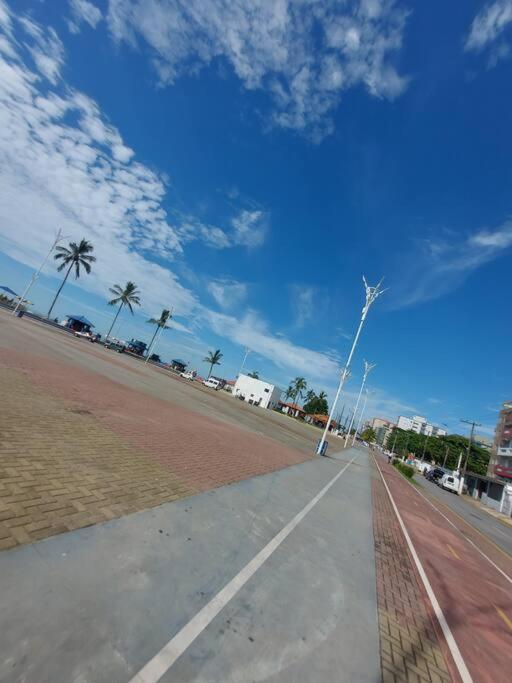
[284,385,294,402]
[106,281,141,339]
[292,377,307,405]
[304,390,329,416]
[147,308,172,355]
[247,370,259,379]
[360,427,377,443]
[47,239,96,318]
[204,349,223,378]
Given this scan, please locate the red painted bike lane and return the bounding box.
[375,456,512,683]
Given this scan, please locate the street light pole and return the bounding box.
[316,277,386,455]
[238,347,250,378]
[459,418,481,494]
[352,388,370,446]
[12,229,66,316]
[346,360,376,447]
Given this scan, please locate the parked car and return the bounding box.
[203,377,222,390]
[104,339,125,353]
[180,371,196,381]
[414,461,432,474]
[74,330,97,342]
[426,467,445,483]
[440,473,460,494]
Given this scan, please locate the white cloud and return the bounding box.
[207,278,247,309]
[68,0,103,34]
[465,0,512,58]
[18,15,64,84]
[0,1,340,385]
[106,0,409,140]
[387,220,512,308]
[290,284,316,327]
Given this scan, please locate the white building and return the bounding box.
[233,374,283,410]
[397,415,447,437]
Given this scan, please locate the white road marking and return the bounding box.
[401,467,512,585]
[129,453,359,683]
[373,456,473,683]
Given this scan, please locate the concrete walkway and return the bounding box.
[0,448,379,683]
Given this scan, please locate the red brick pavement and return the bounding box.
[0,349,311,492]
[371,455,455,683]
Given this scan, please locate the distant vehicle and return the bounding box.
[415,461,432,474]
[203,377,222,390]
[104,339,125,353]
[180,371,196,381]
[74,330,94,341]
[426,467,445,483]
[440,473,460,494]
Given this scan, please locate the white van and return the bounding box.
[203,377,221,390]
[440,473,460,494]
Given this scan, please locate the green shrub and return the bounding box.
[393,460,415,479]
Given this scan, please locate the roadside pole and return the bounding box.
[345,360,376,448]
[13,229,65,316]
[352,388,370,446]
[459,419,481,495]
[316,277,386,456]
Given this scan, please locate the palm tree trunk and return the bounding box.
[208,362,214,379]
[106,302,124,339]
[147,325,159,356]
[47,262,73,318]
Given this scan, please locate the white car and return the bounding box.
[440,473,460,494]
[180,371,196,381]
[203,377,222,390]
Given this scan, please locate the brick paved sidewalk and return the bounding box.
[0,350,310,550]
[371,457,455,683]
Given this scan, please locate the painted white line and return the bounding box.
[129,453,359,683]
[373,456,473,683]
[390,460,512,586]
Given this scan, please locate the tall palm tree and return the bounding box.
[204,349,223,378]
[305,389,316,405]
[47,239,95,318]
[284,385,294,402]
[292,376,307,405]
[317,391,328,401]
[106,281,141,339]
[146,308,172,355]
[247,370,259,379]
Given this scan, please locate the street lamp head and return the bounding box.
[362,276,388,315]
[363,359,377,377]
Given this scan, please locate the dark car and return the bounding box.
[426,467,446,483]
[104,339,125,353]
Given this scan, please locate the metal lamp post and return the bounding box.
[12,229,66,316]
[352,388,371,446]
[238,347,251,378]
[316,277,386,455]
[345,360,376,447]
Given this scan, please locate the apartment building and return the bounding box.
[396,415,447,437]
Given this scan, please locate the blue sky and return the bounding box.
[0,0,511,437]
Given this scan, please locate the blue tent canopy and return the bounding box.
[0,286,18,297]
[66,314,95,328]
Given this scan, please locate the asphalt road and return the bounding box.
[417,475,512,557]
[0,448,379,683]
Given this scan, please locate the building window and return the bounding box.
[264,388,269,393]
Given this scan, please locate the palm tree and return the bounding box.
[146,308,172,355]
[284,385,294,402]
[317,391,328,401]
[292,377,307,405]
[106,281,141,339]
[47,239,95,317]
[305,389,316,405]
[204,349,223,378]
[247,370,259,379]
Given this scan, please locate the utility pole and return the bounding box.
[459,419,481,494]
[442,444,450,469]
[316,277,386,455]
[238,347,250,378]
[345,360,376,447]
[13,229,66,316]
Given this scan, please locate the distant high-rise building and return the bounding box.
[396,415,447,437]
[371,417,396,446]
[488,401,512,480]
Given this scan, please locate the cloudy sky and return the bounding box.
[0,0,511,436]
